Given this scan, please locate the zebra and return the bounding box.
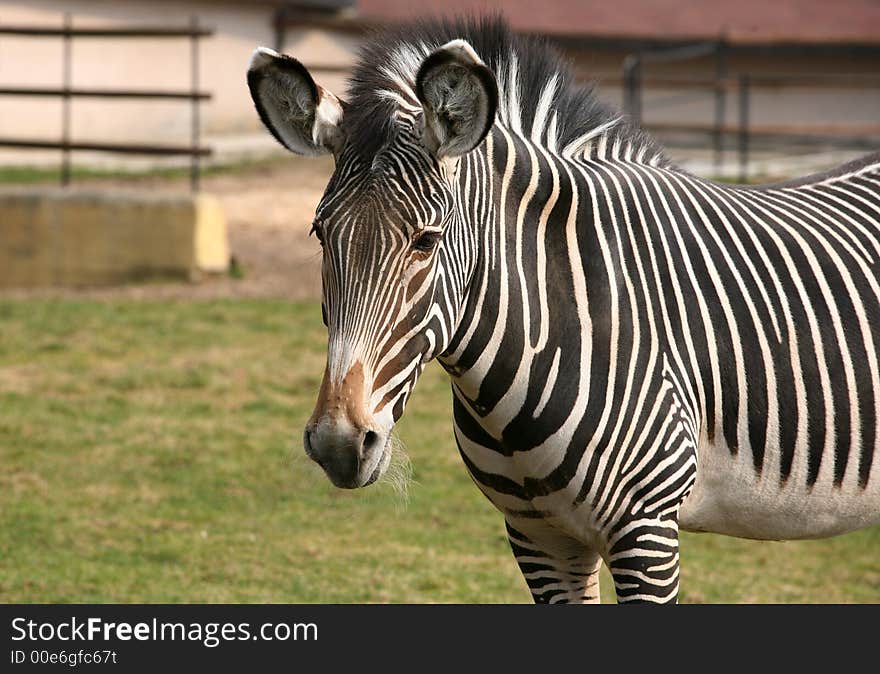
[247,16,880,603]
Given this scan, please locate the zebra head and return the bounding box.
[248,39,498,488]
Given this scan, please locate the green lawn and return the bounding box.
[0,157,291,187]
[1,299,878,603]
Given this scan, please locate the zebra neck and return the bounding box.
[439,128,611,423]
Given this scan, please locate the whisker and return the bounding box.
[380,432,415,509]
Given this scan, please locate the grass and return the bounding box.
[1,299,878,603]
[0,156,290,186]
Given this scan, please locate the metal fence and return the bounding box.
[0,15,213,191]
[620,40,880,181]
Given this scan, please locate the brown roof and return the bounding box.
[357,0,880,45]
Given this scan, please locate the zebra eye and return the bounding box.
[412,230,441,253]
[310,220,325,245]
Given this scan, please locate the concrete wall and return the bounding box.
[0,188,229,287]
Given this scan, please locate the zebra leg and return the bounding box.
[605,516,681,604]
[603,379,696,604]
[505,520,603,604]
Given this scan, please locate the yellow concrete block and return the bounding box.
[0,188,230,288]
[193,194,230,274]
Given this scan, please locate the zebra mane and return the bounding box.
[343,15,669,166]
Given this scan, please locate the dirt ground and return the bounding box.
[0,156,336,301]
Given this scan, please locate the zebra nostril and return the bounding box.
[363,430,380,455]
[303,428,313,455]
[304,428,322,466]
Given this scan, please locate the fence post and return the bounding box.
[272,7,285,52]
[738,74,750,183]
[190,14,200,193]
[61,12,72,187]
[713,40,727,172]
[623,54,642,127]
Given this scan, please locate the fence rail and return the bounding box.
[0,16,213,190]
[601,72,880,90]
[0,139,213,156]
[0,25,213,38]
[0,87,211,100]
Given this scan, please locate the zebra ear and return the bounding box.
[415,40,498,159]
[247,47,345,156]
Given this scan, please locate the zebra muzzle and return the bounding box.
[303,418,387,489]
